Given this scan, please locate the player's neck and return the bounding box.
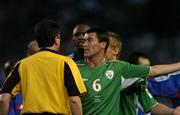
[46,46,59,52]
[112,56,117,60]
[76,48,84,60]
[86,54,105,67]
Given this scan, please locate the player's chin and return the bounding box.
[84,52,89,58]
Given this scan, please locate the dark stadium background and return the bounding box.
[0,0,180,75]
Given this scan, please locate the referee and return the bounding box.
[0,20,87,115]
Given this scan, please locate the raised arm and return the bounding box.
[148,62,180,77]
[150,103,180,115]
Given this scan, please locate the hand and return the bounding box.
[173,106,180,115]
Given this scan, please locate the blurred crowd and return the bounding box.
[0,0,180,65]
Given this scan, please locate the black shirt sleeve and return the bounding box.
[1,63,20,94]
[64,62,80,96]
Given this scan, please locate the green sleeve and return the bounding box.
[121,61,150,80]
[137,87,158,113]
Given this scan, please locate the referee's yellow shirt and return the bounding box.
[1,48,87,114]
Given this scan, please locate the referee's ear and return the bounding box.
[54,34,61,45]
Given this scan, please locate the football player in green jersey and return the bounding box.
[105,32,180,115]
[78,28,180,115]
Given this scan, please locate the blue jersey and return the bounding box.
[69,51,80,62]
[8,93,23,115]
[148,71,180,98]
[137,71,180,115]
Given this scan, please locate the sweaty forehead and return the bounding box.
[84,32,97,39]
[73,26,90,34]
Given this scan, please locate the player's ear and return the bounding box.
[113,48,119,55]
[101,42,107,49]
[54,34,61,45]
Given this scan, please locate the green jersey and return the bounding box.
[120,92,137,115]
[120,81,158,115]
[77,60,150,115]
[137,88,158,113]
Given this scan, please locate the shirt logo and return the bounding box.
[105,70,114,79]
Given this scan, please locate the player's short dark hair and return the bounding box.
[86,28,109,52]
[34,19,60,47]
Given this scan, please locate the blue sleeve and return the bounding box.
[8,99,16,115]
[14,93,23,115]
[148,71,180,98]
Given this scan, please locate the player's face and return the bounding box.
[84,32,104,58]
[138,57,150,66]
[73,26,89,49]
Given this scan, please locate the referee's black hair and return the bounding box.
[34,19,60,47]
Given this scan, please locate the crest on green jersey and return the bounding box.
[105,70,114,79]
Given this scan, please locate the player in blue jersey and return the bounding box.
[148,71,180,107]
[126,52,180,109]
[69,24,90,61]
